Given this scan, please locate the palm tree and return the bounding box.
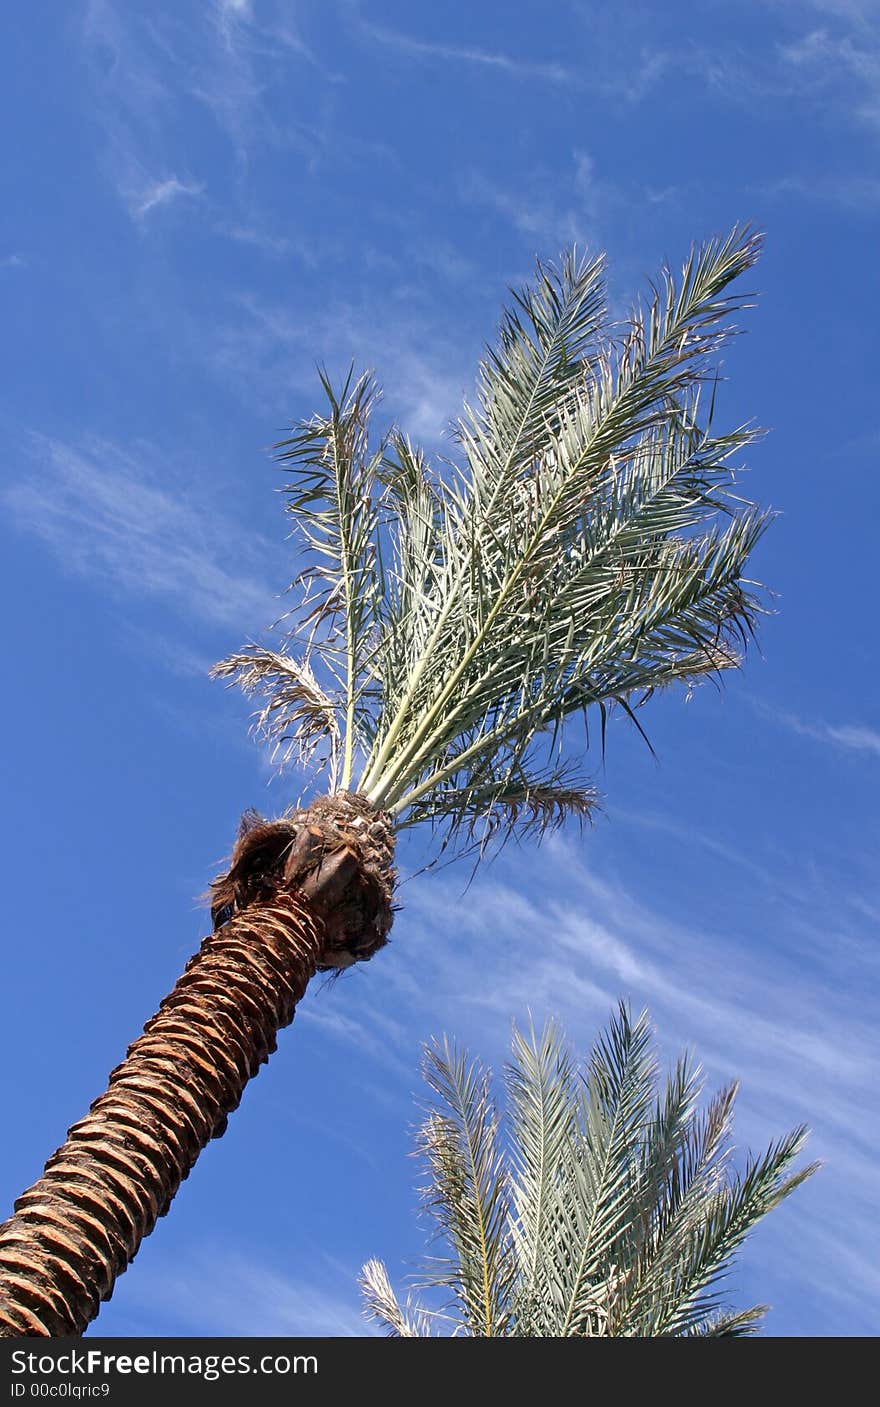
[361,1009,816,1337]
[0,227,772,1335]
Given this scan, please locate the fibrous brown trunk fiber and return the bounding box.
[0,793,395,1337]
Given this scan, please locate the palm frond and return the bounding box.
[652,1126,818,1337]
[358,1259,433,1337]
[505,1020,581,1336]
[556,1005,657,1336]
[273,367,384,789]
[600,1050,703,1334]
[611,1080,741,1335]
[407,756,599,854]
[685,1304,767,1337]
[210,646,341,786]
[462,246,608,504]
[358,249,607,802]
[374,434,446,711]
[417,1038,515,1336]
[356,227,768,852]
[399,417,763,774]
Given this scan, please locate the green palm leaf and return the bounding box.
[652,1126,817,1337]
[359,1259,437,1338]
[555,1005,657,1335]
[686,1305,767,1336]
[505,1020,581,1335]
[257,367,384,790]
[417,1038,515,1337]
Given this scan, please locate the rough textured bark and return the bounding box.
[0,793,395,1337]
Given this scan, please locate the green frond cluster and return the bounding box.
[215,228,771,853]
[359,1009,816,1338]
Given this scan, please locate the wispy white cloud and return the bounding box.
[763,704,880,757]
[821,722,880,755]
[780,24,880,127]
[326,835,880,1125]
[462,150,603,254]
[362,239,477,286]
[198,0,339,156]
[130,175,204,220]
[219,221,306,260]
[83,0,170,119]
[1,434,280,634]
[358,10,677,101]
[608,804,784,888]
[119,1245,369,1336]
[783,0,880,20]
[83,0,330,208]
[298,1001,413,1083]
[764,171,880,209]
[359,19,576,85]
[564,3,880,134]
[210,292,471,445]
[213,0,323,69]
[83,3,210,222]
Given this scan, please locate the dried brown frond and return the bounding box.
[211,646,341,786]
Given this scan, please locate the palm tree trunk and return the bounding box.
[0,794,395,1337]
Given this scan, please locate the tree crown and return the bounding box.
[215,227,770,856]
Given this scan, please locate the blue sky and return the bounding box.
[1,0,878,1338]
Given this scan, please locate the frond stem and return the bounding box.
[331,416,358,791]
